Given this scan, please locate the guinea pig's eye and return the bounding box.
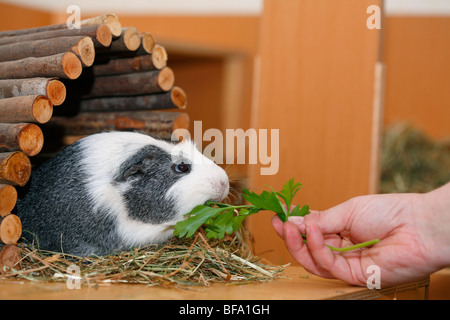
[172,162,191,174]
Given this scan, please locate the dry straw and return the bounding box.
[380,122,450,193]
[2,230,287,288]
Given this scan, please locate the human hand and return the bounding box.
[271,183,450,287]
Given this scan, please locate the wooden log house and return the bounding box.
[0,13,189,272]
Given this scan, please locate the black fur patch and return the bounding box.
[16,140,123,256]
[117,145,188,224]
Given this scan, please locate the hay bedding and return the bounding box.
[3,230,286,288]
[380,122,450,193]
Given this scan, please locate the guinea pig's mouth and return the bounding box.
[205,198,223,204]
[207,189,229,204]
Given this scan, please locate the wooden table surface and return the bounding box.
[0,265,433,300]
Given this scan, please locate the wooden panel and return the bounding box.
[168,55,225,133]
[247,0,382,264]
[0,3,52,31]
[383,17,450,140]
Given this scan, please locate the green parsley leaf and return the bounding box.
[173,179,379,252]
[290,204,310,217]
[276,178,303,217]
[173,205,227,238]
[242,189,285,216]
[176,178,306,239]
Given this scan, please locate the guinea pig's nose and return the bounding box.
[211,179,229,201]
[219,180,228,188]
[220,180,230,198]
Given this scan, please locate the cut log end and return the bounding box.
[0,215,21,245]
[152,45,168,69]
[173,113,190,132]
[124,27,141,51]
[47,79,66,106]
[18,124,44,157]
[0,244,21,274]
[0,152,31,187]
[0,185,17,217]
[158,67,175,92]
[32,96,53,124]
[74,36,95,67]
[62,52,82,79]
[105,14,122,37]
[96,23,113,47]
[141,32,155,53]
[171,87,188,109]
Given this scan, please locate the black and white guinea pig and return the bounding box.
[16,131,229,256]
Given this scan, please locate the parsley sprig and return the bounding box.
[174,179,379,251]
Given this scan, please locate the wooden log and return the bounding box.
[0,52,82,80]
[0,123,44,156]
[45,79,67,106]
[151,45,169,70]
[0,95,53,124]
[91,48,167,76]
[77,86,187,112]
[49,111,190,140]
[0,244,21,274]
[79,67,175,98]
[0,36,95,67]
[0,13,122,38]
[0,78,66,106]
[0,152,31,186]
[80,13,122,37]
[115,27,141,51]
[0,24,112,48]
[96,27,141,54]
[68,37,95,67]
[0,185,17,217]
[0,214,21,245]
[141,32,155,54]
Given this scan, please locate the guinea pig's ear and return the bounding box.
[122,164,143,181]
[117,157,153,182]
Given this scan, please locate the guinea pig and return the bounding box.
[16,131,229,256]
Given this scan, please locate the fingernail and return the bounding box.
[305,223,311,235]
[287,216,304,225]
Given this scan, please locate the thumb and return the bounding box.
[289,199,354,235]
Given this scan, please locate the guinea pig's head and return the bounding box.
[165,139,230,213]
[115,135,229,221]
